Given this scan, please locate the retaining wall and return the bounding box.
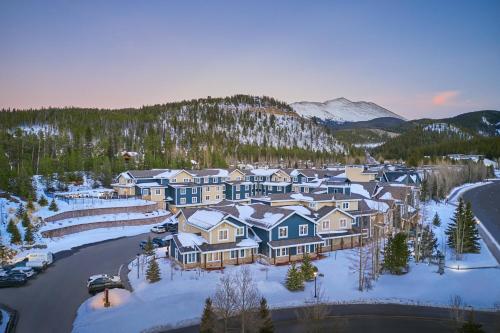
[44,203,159,222]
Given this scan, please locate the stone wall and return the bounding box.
[41,214,167,238]
[44,203,159,222]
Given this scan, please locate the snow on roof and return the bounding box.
[153,170,183,179]
[332,172,346,178]
[187,209,226,230]
[252,212,285,228]
[379,192,394,200]
[261,181,290,187]
[363,199,389,213]
[281,205,313,216]
[236,205,255,219]
[176,232,206,248]
[249,168,279,176]
[135,182,164,188]
[290,193,314,201]
[350,183,371,198]
[236,238,259,248]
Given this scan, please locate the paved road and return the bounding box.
[462,180,500,245]
[0,232,155,333]
[167,304,500,333]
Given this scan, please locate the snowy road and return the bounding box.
[462,180,500,251]
[0,232,155,333]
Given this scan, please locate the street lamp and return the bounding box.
[314,271,318,298]
[136,253,140,279]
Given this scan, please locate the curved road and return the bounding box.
[462,180,500,245]
[1,232,155,333]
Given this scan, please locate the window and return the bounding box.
[278,226,288,239]
[293,177,298,182]
[212,177,217,183]
[240,185,244,191]
[240,249,245,258]
[204,177,209,183]
[192,197,198,204]
[324,239,332,247]
[268,185,272,191]
[236,176,241,181]
[235,193,240,200]
[322,220,330,230]
[192,187,197,194]
[205,186,210,192]
[342,202,349,209]
[297,245,304,254]
[183,178,189,183]
[216,195,220,200]
[154,189,161,195]
[180,188,186,195]
[186,253,196,264]
[180,198,186,204]
[276,248,288,257]
[207,252,220,262]
[216,186,220,191]
[245,185,249,191]
[205,195,210,201]
[304,187,309,193]
[340,219,347,228]
[245,176,251,181]
[171,178,177,183]
[230,250,237,259]
[299,224,308,236]
[195,178,201,184]
[308,202,316,209]
[243,193,247,198]
[218,229,228,241]
[236,226,244,236]
[143,189,149,195]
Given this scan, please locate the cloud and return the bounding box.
[432,90,460,106]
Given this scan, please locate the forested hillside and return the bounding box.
[0,95,344,197]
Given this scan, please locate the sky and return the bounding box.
[0,0,499,119]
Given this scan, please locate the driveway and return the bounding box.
[1,232,156,333]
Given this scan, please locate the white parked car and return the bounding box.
[151,225,167,234]
[25,251,54,271]
[10,266,36,278]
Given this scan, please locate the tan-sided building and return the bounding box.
[345,165,378,182]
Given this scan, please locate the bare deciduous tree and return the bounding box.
[348,238,373,291]
[233,266,261,333]
[449,294,466,328]
[213,273,238,332]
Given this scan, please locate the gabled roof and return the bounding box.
[127,169,167,179]
[181,207,250,231]
[188,169,229,177]
[315,206,355,220]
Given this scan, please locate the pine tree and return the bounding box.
[446,198,465,251]
[200,298,216,333]
[419,226,437,262]
[38,195,48,207]
[285,262,304,291]
[432,213,441,227]
[143,237,155,256]
[258,297,274,333]
[462,202,480,253]
[22,212,31,228]
[300,253,315,281]
[49,198,59,212]
[24,225,34,244]
[0,243,8,265]
[383,232,409,274]
[7,219,22,245]
[146,256,161,283]
[446,199,480,255]
[16,203,25,218]
[26,198,35,210]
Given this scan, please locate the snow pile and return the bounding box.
[363,199,389,213]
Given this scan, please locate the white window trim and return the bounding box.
[205,186,210,192]
[297,245,304,254]
[192,197,198,204]
[230,250,237,259]
[186,253,197,264]
[207,252,220,262]
[278,226,288,239]
[180,197,186,204]
[340,218,347,228]
[276,248,288,257]
[240,249,245,258]
[236,226,244,237]
[343,202,349,209]
[154,189,161,195]
[195,178,201,184]
[192,187,198,194]
[218,229,229,241]
[205,195,210,201]
[322,220,330,230]
[180,188,186,195]
[235,193,240,200]
[299,224,308,236]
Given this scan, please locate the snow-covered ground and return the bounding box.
[0,309,10,333]
[73,195,500,333]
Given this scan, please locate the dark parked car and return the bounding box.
[161,223,178,233]
[0,275,27,288]
[139,240,159,250]
[87,276,123,295]
[152,237,169,247]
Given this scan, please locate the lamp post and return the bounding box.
[136,253,140,279]
[314,271,318,298]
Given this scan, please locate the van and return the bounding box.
[25,251,54,271]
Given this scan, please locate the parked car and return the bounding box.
[0,275,27,288]
[87,274,115,287]
[25,251,54,271]
[161,223,178,232]
[10,266,36,278]
[87,275,123,295]
[152,237,168,247]
[151,225,167,234]
[139,240,159,250]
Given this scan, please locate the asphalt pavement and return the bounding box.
[0,232,154,333]
[462,180,500,245]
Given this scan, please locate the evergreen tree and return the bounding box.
[459,315,485,333]
[446,199,480,255]
[258,297,274,333]
[143,237,155,256]
[462,202,480,253]
[419,226,437,262]
[49,198,59,212]
[22,212,31,228]
[383,232,410,274]
[0,243,9,265]
[200,298,216,333]
[146,256,161,283]
[7,219,22,245]
[24,225,34,244]
[446,198,465,250]
[432,213,441,227]
[16,203,25,218]
[300,253,315,281]
[285,262,304,291]
[38,195,48,207]
[26,198,35,210]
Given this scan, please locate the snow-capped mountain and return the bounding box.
[290,97,405,123]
